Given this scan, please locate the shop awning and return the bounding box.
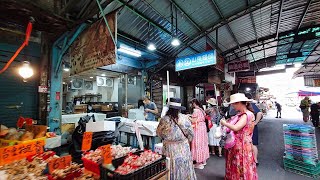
[298,90,320,97]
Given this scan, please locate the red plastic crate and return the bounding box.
[82,157,100,175]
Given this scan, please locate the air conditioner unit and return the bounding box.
[128,76,136,85]
[96,76,107,87]
[71,78,84,89]
[84,81,93,90]
[105,78,113,87]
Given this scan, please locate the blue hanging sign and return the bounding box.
[175,50,216,71]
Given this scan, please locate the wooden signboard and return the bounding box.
[70,12,117,75]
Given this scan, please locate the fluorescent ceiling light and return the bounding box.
[90,76,94,79]
[171,38,180,47]
[101,74,106,76]
[147,43,156,51]
[118,45,142,57]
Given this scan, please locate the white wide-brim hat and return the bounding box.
[229,93,252,104]
[207,98,217,106]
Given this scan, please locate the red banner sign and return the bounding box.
[228,60,250,72]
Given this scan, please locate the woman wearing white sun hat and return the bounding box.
[220,93,258,180]
[205,98,223,157]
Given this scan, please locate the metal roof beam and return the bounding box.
[115,0,172,36]
[276,0,284,39]
[169,0,221,52]
[296,0,312,31]
[115,0,200,54]
[247,0,259,43]
[210,0,241,49]
[171,0,279,57]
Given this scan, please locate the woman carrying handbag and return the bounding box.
[220,93,258,180]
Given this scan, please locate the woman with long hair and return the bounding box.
[189,98,210,169]
[220,93,258,180]
[157,98,197,180]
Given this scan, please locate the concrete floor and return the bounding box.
[195,107,320,180]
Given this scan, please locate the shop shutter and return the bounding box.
[0,62,39,128]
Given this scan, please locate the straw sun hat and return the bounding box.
[207,98,217,106]
[229,93,252,104]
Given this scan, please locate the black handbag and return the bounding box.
[69,115,115,163]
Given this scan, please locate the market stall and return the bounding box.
[0,118,169,180]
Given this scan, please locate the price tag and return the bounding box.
[81,132,93,151]
[100,144,112,164]
[0,139,44,166]
[48,155,72,174]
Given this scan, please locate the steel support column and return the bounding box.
[49,23,87,133]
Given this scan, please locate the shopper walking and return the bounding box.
[275,101,282,118]
[157,98,197,180]
[189,98,210,170]
[205,98,222,157]
[300,97,311,122]
[310,102,320,127]
[220,93,258,180]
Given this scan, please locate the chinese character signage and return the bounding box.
[228,60,250,73]
[175,50,216,71]
[70,12,117,75]
[0,139,45,166]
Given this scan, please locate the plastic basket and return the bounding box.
[283,157,320,172]
[284,153,318,165]
[82,157,100,175]
[100,154,166,180]
[284,167,320,179]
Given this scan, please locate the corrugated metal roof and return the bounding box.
[174,0,220,29]
[215,0,246,18]
[217,25,238,51]
[302,0,320,27]
[229,14,256,44]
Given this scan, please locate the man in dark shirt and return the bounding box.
[275,101,282,118]
[310,102,320,127]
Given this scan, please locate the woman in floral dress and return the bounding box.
[221,93,258,180]
[189,98,210,170]
[157,98,197,180]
